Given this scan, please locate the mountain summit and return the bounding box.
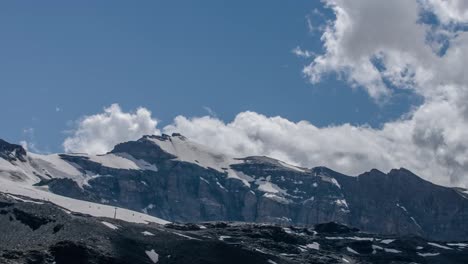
[1,134,468,241]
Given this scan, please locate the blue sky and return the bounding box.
[0,1,420,153]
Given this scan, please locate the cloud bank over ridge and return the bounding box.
[63,1,468,188]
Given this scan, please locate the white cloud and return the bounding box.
[162,109,465,188]
[63,104,160,154]
[21,127,40,153]
[292,46,314,58]
[61,1,468,188]
[164,0,468,188]
[19,141,29,151]
[423,0,468,24]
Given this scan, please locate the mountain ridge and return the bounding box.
[1,134,468,241]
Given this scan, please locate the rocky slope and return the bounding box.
[1,193,468,264]
[1,135,468,241]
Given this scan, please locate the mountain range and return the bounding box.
[1,133,468,243]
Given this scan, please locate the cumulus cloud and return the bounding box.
[164,0,468,188]
[63,104,160,154]
[162,105,466,188]
[423,0,468,24]
[62,0,468,188]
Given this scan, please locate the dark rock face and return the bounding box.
[1,194,468,264]
[36,136,468,241]
[334,168,468,240]
[314,222,359,234]
[0,139,26,162]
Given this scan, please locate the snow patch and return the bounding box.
[219,236,232,241]
[278,160,307,172]
[171,231,201,240]
[101,221,119,230]
[306,242,320,250]
[145,249,159,263]
[30,153,82,177]
[383,248,401,253]
[428,242,452,250]
[410,216,422,229]
[447,243,468,247]
[335,199,349,208]
[418,252,440,257]
[396,203,408,212]
[0,178,169,225]
[257,181,281,194]
[263,193,292,204]
[87,154,141,170]
[372,245,383,254]
[319,175,341,188]
[380,239,395,244]
[6,194,44,204]
[200,177,210,184]
[346,247,359,254]
[142,231,155,236]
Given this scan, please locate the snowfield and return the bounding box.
[0,177,169,225]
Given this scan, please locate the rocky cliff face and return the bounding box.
[1,193,468,264]
[0,139,26,162]
[1,134,468,241]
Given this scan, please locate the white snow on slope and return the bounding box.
[145,249,159,263]
[64,152,158,172]
[317,174,341,189]
[30,153,82,177]
[278,160,307,173]
[256,177,286,194]
[263,193,292,204]
[428,242,452,250]
[0,178,169,225]
[447,243,468,247]
[2,151,157,189]
[142,231,155,236]
[88,154,141,170]
[219,236,232,241]
[410,216,422,229]
[380,239,395,244]
[6,193,44,204]
[383,248,401,253]
[346,247,359,254]
[0,156,45,184]
[101,221,119,230]
[171,231,201,240]
[146,135,255,186]
[0,157,22,172]
[418,252,440,257]
[306,242,320,250]
[335,199,349,208]
[396,203,408,212]
[147,135,240,172]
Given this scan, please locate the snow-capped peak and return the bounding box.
[143,133,242,173]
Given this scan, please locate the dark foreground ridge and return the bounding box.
[1,193,467,264]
